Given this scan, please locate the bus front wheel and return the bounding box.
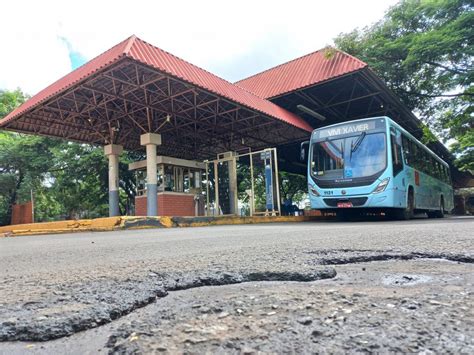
[392,190,414,220]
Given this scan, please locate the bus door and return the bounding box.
[390,127,406,208]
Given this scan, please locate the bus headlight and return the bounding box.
[308,184,320,196]
[372,178,390,194]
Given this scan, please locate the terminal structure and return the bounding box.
[0,35,463,218]
[129,154,206,216]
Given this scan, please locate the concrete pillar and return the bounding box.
[225,152,238,215]
[104,144,123,217]
[140,133,162,216]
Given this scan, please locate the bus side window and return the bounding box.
[444,166,451,185]
[438,162,444,182]
[402,135,411,165]
[390,128,403,176]
[412,143,421,171]
[422,151,430,175]
[429,156,435,177]
[428,156,435,178]
[417,149,423,172]
[435,161,442,181]
[432,157,438,179]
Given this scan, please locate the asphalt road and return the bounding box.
[0,217,473,354]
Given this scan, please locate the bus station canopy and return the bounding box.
[0,36,312,160]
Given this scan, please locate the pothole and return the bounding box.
[307,250,474,265]
[0,268,336,342]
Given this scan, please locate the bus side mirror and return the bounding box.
[300,141,309,161]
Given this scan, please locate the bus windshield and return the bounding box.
[311,133,386,180]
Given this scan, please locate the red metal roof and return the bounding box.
[235,48,368,99]
[0,37,131,126]
[1,35,312,133]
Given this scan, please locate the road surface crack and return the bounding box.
[0,269,336,342]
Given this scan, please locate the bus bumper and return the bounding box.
[309,189,398,210]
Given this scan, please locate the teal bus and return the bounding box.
[301,117,454,219]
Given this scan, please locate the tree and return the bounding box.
[0,89,29,118]
[0,89,58,225]
[279,171,307,205]
[0,131,58,225]
[48,142,109,219]
[334,0,473,171]
[49,143,140,219]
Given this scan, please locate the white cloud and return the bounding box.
[0,0,398,95]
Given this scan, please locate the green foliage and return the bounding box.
[0,89,29,118]
[279,172,307,205]
[48,143,109,219]
[420,124,438,144]
[0,89,52,225]
[0,131,58,225]
[334,0,473,171]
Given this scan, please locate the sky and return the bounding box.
[0,0,399,96]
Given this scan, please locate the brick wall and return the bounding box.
[158,193,195,216]
[11,202,33,225]
[135,196,148,216]
[135,193,196,216]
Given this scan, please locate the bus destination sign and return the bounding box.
[316,120,378,139]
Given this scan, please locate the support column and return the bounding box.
[225,151,238,215]
[104,144,123,217]
[140,133,162,216]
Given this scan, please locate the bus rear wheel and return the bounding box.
[427,210,437,218]
[428,197,445,218]
[435,197,445,218]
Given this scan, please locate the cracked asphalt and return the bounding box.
[0,217,473,354]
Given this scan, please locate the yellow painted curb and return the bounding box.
[0,217,122,237]
[0,215,323,237]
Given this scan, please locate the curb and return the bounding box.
[0,215,323,237]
